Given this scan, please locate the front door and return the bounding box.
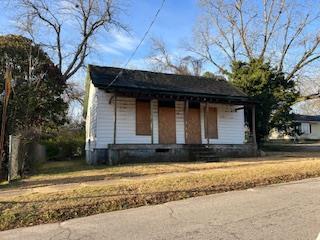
[159,106,176,144]
[185,107,201,144]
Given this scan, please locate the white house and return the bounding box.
[295,115,320,139]
[85,65,257,165]
[270,114,320,140]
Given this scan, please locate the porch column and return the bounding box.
[150,100,154,144]
[205,102,209,144]
[184,100,189,143]
[251,105,256,145]
[113,94,117,144]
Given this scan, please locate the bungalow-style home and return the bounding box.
[85,65,258,165]
[269,114,320,140]
[294,114,320,139]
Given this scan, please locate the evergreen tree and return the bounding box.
[229,59,299,143]
[0,35,68,134]
[202,71,216,78]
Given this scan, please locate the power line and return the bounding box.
[107,0,166,88]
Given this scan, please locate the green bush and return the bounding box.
[41,128,85,161]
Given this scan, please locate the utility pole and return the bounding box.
[0,67,12,176]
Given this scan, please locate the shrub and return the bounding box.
[41,128,85,161]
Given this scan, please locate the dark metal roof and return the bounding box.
[293,114,320,122]
[88,65,253,103]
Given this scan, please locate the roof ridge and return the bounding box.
[88,64,226,82]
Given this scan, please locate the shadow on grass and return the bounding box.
[36,159,105,175]
[0,172,149,190]
[1,153,319,191]
[1,172,318,206]
[0,185,251,205]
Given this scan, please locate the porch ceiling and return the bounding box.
[106,87,256,106]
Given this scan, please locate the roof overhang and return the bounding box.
[96,84,256,106]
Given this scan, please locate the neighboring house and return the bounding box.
[85,65,257,165]
[294,114,320,140]
[269,114,320,140]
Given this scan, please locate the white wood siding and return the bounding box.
[95,91,114,148]
[87,87,246,148]
[300,122,320,139]
[176,101,185,144]
[301,122,310,134]
[151,100,159,144]
[200,103,245,144]
[85,82,98,150]
[115,97,151,144]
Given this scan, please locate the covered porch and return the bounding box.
[106,89,257,165]
[109,88,257,145]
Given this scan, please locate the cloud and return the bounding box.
[112,31,138,51]
[97,30,139,56]
[95,43,123,56]
[59,0,74,9]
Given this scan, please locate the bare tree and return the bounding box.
[149,38,203,76]
[13,0,127,103]
[191,0,320,81]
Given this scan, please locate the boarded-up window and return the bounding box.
[136,100,151,135]
[185,107,201,144]
[159,106,176,144]
[205,107,218,139]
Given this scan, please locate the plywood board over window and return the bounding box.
[158,105,176,144]
[205,107,218,139]
[185,103,201,144]
[136,100,151,135]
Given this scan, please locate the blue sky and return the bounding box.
[0,0,199,75]
[1,0,319,116]
[1,0,320,81]
[0,0,201,117]
[88,0,200,69]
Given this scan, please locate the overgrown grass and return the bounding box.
[1,153,320,231]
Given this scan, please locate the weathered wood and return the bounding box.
[206,107,218,139]
[185,107,201,144]
[150,100,154,144]
[107,90,254,106]
[184,100,189,143]
[113,94,117,144]
[205,103,209,144]
[158,106,176,144]
[136,100,151,135]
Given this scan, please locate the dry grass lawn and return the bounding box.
[1,152,320,231]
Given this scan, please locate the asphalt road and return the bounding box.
[1,178,320,240]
